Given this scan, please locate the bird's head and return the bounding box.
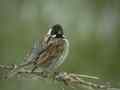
[47,24,64,38]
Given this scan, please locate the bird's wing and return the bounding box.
[34,39,65,67]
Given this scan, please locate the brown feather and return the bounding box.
[34,38,65,67]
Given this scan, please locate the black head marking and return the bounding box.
[48,24,64,38]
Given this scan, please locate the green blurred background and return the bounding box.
[0,0,120,90]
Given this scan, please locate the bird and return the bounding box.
[7,24,69,78]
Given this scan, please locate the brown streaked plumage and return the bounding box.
[7,24,69,78]
[33,38,65,70]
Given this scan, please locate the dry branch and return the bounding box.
[0,64,112,90]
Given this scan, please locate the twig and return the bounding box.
[54,72,109,89]
[0,64,111,89]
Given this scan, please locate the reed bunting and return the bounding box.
[8,24,69,78]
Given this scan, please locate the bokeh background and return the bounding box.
[0,0,120,90]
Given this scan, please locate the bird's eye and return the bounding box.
[51,29,57,35]
[47,28,58,35]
